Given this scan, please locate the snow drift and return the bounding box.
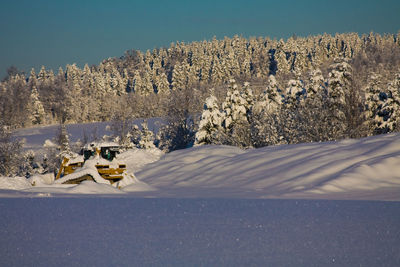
[2,132,400,200]
[132,133,400,200]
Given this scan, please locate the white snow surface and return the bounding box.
[0,176,32,190]
[3,126,400,200]
[133,134,400,200]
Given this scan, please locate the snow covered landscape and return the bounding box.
[2,1,400,262]
[2,123,400,200]
[1,124,400,266]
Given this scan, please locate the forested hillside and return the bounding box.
[1,32,400,150]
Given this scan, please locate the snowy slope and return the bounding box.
[2,127,400,200]
[128,133,400,200]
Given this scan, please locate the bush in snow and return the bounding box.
[19,150,41,178]
[0,124,23,176]
[372,72,400,134]
[158,118,195,152]
[157,88,197,152]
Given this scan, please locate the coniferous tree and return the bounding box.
[1,74,30,128]
[275,40,291,75]
[364,74,384,134]
[380,72,400,133]
[280,76,307,144]
[132,70,143,94]
[221,79,247,131]
[155,72,170,94]
[37,66,46,84]
[138,120,156,149]
[327,60,352,139]
[140,66,154,95]
[298,69,333,142]
[241,82,254,115]
[285,77,305,108]
[307,68,325,99]
[195,94,223,145]
[28,68,38,90]
[28,85,46,125]
[210,56,225,84]
[55,123,72,157]
[219,79,253,147]
[172,62,189,90]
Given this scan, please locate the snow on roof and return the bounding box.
[54,158,111,185]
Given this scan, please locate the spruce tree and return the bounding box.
[307,68,325,100]
[195,94,223,145]
[140,66,154,95]
[133,70,143,94]
[285,77,305,108]
[364,74,384,134]
[251,76,283,147]
[220,79,253,147]
[172,62,188,90]
[156,72,170,94]
[327,60,353,139]
[221,79,247,131]
[55,123,72,157]
[37,66,48,85]
[281,76,307,144]
[275,40,291,74]
[138,120,156,149]
[380,72,400,133]
[29,86,46,125]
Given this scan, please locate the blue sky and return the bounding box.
[1,0,399,79]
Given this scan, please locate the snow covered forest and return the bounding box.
[2,32,400,162]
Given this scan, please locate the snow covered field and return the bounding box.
[1,124,400,265]
[2,127,400,200]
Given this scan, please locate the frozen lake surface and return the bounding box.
[1,198,399,266]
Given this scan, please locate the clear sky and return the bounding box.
[1,0,399,79]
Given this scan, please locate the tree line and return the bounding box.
[1,32,399,129]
